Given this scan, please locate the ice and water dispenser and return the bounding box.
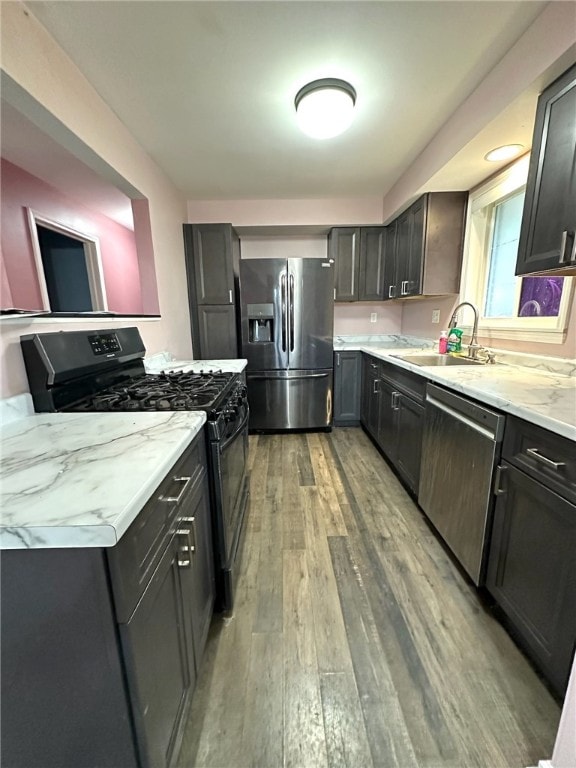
[247,304,274,343]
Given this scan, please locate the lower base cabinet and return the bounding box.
[486,418,576,698]
[361,353,425,496]
[1,434,215,768]
[333,351,362,425]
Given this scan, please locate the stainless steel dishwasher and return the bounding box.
[419,383,506,585]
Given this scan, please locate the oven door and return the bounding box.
[211,408,249,572]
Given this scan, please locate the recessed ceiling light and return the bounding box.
[484,144,524,162]
[295,78,356,140]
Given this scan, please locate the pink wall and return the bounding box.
[188,198,384,226]
[334,302,402,336]
[401,295,576,358]
[1,158,143,313]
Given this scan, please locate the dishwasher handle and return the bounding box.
[425,384,505,443]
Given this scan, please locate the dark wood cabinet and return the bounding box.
[359,227,386,300]
[516,63,576,276]
[377,362,426,494]
[120,536,193,768]
[333,351,362,425]
[391,192,467,299]
[486,417,576,698]
[329,226,387,301]
[329,227,361,301]
[183,223,240,358]
[361,354,426,495]
[395,392,425,493]
[383,221,398,299]
[197,305,238,359]
[360,353,381,438]
[1,433,214,768]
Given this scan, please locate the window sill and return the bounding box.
[460,323,567,345]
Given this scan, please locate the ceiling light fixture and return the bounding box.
[484,144,524,162]
[295,78,356,140]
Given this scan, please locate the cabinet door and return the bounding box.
[383,222,397,300]
[395,211,411,297]
[516,64,576,275]
[333,351,362,424]
[197,305,238,359]
[178,473,215,672]
[120,538,194,768]
[377,377,398,461]
[358,228,386,301]
[395,393,424,494]
[329,228,360,301]
[191,224,235,304]
[406,196,426,296]
[487,463,576,697]
[361,355,380,438]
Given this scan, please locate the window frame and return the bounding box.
[27,208,109,312]
[459,156,573,344]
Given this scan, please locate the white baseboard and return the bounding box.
[538,760,553,768]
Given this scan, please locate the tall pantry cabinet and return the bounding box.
[183,223,241,359]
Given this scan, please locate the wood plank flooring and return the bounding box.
[177,428,560,768]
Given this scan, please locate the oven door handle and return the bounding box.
[219,410,249,452]
[249,372,329,380]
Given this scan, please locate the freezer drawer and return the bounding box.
[246,369,333,431]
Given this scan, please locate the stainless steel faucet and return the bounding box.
[449,301,481,358]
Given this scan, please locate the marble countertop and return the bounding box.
[0,411,206,550]
[358,346,576,441]
[145,352,247,374]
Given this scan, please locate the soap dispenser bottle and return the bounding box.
[438,330,448,354]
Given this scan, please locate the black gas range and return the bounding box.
[20,327,249,612]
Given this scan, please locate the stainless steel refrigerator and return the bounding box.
[239,258,334,431]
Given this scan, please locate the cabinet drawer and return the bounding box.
[503,417,576,504]
[108,434,207,623]
[380,361,426,403]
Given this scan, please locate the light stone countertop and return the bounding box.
[359,346,576,442]
[145,353,247,374]
[0,410,206,550]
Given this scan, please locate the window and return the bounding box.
[27,209,108,313]
[460,155,573,343]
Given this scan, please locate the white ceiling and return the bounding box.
[22,0,551,204]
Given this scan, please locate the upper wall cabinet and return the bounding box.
[183,223,240,359]
[515,63,576,277]
[391,192,468,299]
[329,226,386,301]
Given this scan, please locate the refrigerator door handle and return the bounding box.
[280,273,287,352]
[289,272,295,353]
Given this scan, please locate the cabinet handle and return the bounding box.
[336,353,341,366]
[401,280,409,296]
[161,476,192,504]
[229,289,233,303]
[493,464,507,495]
[388,285,396,299]
[373,380,379,394]
[559,230,575,265]
[392,391,400,410]
[525,447,566,471]
[177,528,193,567]
[334,288,337,300]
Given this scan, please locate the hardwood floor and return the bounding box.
[177,428,560,768]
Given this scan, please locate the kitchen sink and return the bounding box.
[391,353,485,367]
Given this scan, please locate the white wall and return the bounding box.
[0,3,191,398]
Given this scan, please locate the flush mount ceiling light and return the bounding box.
[484,144,524,162]
[295,78,357,140]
